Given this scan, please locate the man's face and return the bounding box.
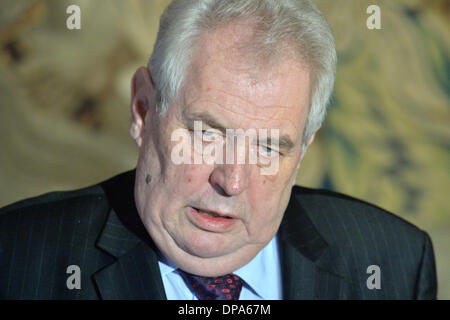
[131,26,313,276]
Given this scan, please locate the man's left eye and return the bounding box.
[259,145,279,157]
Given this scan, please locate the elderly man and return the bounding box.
[0,0,437,300]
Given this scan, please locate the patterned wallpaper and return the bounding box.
[0,0,448,298]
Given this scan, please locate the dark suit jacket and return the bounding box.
[0,170,437,299]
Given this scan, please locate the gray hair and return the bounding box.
[148,0,337,152]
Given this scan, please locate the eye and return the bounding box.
[259,145,280,157]
[201,130,219,137]
[200,129,222,141]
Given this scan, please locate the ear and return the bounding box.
[130,66,156,147]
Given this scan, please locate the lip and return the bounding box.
[195,207,236,219]
[188,206,237,232]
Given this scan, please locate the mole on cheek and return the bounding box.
[186,177,192,183]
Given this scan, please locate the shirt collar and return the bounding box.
[157,251,178,277]
[233,235,280,300]
[157,235,280,300]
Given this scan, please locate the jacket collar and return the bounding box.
[93,170,345,300]
[278,186,346,299]
[93,170,166,300]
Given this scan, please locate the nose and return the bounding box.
[209,163,250,197]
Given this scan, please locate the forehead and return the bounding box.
[178,24,311,142]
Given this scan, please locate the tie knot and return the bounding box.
[176,269,244,300]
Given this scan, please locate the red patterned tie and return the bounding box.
[176,269,244,300]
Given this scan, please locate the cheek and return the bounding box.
[245,186,279,226]
[245,171,295,236]
[138,132,213,202]
[166,164,213,197]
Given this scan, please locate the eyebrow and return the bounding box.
[181,110,296,154]
[182,110,229,134]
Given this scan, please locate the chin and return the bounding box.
[180,231,238,259]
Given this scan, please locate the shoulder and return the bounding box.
[289,186,437,299]
[291,185,427,247]
[0,181,111,256]
[0,183,108,229]
[1,183,106,213]
[0,170,135,249]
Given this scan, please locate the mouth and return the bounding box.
[192,207,234,220]
[188,206,237,232]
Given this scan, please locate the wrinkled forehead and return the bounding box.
[182,23,310,121]
[178,47,311,146]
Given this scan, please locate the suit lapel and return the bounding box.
[93,237,167,300]
[278,190,345,299]
[93,171,167,300]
